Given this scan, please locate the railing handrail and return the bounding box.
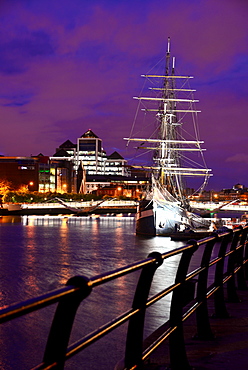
[1,224,248,370]
[0,242,204,324]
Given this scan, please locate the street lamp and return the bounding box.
[28,181,34,191]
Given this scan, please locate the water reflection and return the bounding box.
[56,220,72,283]
[24,224,39,295]
[0,215,22,223]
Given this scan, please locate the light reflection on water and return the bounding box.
[0,215,184,370]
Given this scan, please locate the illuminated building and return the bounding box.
[77,130,106,175]
[0,156,39,191]
[0,130,149,195]
[50,129,138,193]
[51,129,128,177]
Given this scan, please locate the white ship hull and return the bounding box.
[136,199,192,236]
[136,198,211,236]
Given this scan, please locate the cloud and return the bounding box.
[0,29,56,75]
[0,0,247,191]
[226,154,248,164]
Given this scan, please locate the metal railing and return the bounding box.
[1,225,248,369]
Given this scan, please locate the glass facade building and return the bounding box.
[52,129,128,178]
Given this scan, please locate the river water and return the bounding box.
[0,215,187,370]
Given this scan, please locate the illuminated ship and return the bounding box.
[125,38,212,236]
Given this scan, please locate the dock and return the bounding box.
[0,199,138,216]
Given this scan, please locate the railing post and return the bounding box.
[169,241,198,370]
[214,231,232,318]
[124,252,163,369]
[227,227,242,302]
[43,275,92,370]
[195,234,217,340]
[244,224,248,279]
[236,226,248,290]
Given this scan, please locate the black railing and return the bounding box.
[1,225,248,369]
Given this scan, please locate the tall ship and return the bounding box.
[125,38,212,236]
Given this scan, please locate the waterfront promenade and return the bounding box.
[144,287,248,369]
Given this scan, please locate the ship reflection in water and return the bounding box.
[0,215,187,369]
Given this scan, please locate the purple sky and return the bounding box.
[0,0,247,190]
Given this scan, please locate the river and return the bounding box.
[0,215,187,370]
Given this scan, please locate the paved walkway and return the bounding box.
[144,288,248,369]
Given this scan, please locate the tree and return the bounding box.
[0,179,11,194]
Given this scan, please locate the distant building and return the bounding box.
[0,156,39,191]
[105,151,128,176]
[51,129,129,178]
[191,184,248,203]
[233,183,244,191]
[38,154,75,193]
[0,129,149,195]
[84,174,149,197]
[0,155,76,193]
[50,129,147,194]
[77,130,107,175]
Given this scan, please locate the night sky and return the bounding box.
[0,0,247,191]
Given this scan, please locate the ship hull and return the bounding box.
[136,200,156,236]
[136,199,192,236]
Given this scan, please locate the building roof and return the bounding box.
[81,129,99,138]
[59,140,76,149]
[36,153,50,163]
[107,151,124,160]
[52,148,71,157]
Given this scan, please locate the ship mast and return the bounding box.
[155,37,185,202]
[124,38,212,201]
